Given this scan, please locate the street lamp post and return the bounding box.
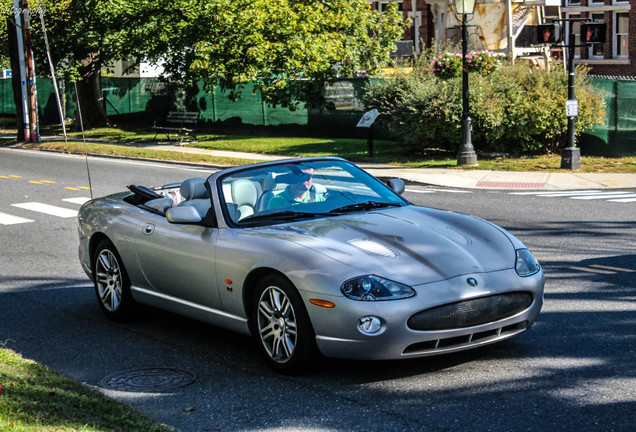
[456,0,478,166]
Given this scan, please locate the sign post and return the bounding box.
[356,109,380,157]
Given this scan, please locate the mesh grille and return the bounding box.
[407,293,533,331]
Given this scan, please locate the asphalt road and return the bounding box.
[1,148,635,432]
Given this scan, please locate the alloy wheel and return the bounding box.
[95,249,122,312]
[257,286,298,363]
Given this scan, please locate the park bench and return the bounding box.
[152,111,199,143]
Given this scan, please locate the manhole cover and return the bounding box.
[98,368,196,393]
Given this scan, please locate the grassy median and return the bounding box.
[0,347,173,432]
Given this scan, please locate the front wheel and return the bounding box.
[92,239,137,322]
[251,275,319,374]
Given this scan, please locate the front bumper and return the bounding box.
[307,269,545,360]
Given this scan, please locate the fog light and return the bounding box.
[358,316,382,334]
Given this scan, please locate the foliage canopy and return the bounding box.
[0,0,406,125]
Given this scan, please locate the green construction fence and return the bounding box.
[0,76,634,154]
[580,77,636,157]
[0,76,376,139]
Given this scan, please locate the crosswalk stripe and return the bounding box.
[511,190,636,203]
[608,197,636,203]
[570,192,636,200]
[11,202,78,218]
[405,188,472,194]
[62,197,92,205]
[405,188,435,194]
[510,190,598,196]
[0,212,34,225]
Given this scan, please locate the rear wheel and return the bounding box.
[251,275,319,374]
[92,239,137,321]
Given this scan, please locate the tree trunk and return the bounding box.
[73,53,108,130]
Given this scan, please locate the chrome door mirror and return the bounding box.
[387,178,405,195]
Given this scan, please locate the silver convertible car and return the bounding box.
[78,157,544,374]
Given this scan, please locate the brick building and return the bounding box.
[369,0,634,77]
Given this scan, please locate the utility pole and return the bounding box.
[12,0,29,142]
[21,0,39,142]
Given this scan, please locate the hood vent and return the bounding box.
[347,238,399,257]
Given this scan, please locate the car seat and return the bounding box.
[230,179,259,221]
[176,177,211,219]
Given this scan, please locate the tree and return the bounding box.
[159,0,406,109]
[1,0,405,128]
[31,0,189,128]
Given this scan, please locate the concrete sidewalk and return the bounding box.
[141,143,636,191]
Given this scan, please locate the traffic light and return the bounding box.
[537,23,562,44]
[580,22,606,44]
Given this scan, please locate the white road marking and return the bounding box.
[405,188,435,194]
[405,188,472,194]
[11,202,78,218]
[608,197,636,203]
[0,212,34,225]
[511,190,636,203]
[571,192,636,200]
[510,190,599,196]
[62,197,92,205]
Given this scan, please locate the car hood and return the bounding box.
[267,206,516,286]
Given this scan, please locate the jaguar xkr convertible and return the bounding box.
[78,157,544,373]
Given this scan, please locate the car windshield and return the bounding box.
[219,159,407,226]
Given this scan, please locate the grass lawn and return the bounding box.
[2,125,635,173]
[0,347,172,432]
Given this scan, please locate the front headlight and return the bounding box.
[515,248,540,277]
[341,275,415,301]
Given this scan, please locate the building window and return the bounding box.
[567,0,581,5]
[611,0,628,5]
[589,13,605,58]
[589,0,605,5]
[613,12,629,58]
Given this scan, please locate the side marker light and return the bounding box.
[309,299,336,308]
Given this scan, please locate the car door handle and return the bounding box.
[143,224,155,235]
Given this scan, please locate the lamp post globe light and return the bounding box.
[455,0,478,166]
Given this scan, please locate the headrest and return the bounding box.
[263,173,276,191]
[231,179,258,207]
[180,178,209,200]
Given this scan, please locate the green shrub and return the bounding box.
[363,53,605,156]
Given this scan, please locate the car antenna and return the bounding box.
[73,83,93,200]
[38,5,94,200]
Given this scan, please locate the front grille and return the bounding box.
[403,322,527,355]
[407,292,533,331]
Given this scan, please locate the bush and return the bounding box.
[363,53,605,156]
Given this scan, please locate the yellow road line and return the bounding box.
[590,264,636,273]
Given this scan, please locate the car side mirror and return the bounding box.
[166,206,203,224]
[387,178,405,195]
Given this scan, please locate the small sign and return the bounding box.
[565,99,579,117]
[356,109,379,128]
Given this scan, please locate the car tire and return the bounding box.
[92,239,137,322]
[251,275,319,374]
